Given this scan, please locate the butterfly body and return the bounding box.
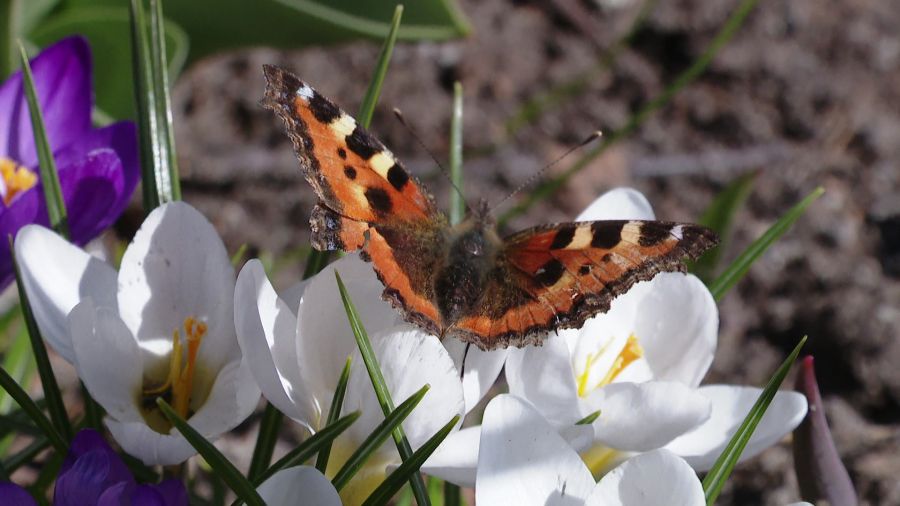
[263,65,719,350]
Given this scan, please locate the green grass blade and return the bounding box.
[357,4,403,129]
[156,398,265,506]
[692,171,758,282]
[0,0,18,78]
[0,366,67,454]
[247,403,284,481]
[498,0,761,225]
[316,356,353,473]
[18,42,68,236]
[11,238,72,441]
[701,336,807,504]
[361,414,461,506]
[247,411,361,492]
[3,434,49,472]
[444,481,462,506]
[335,271,431,506]
[575,409,601,425]
[332,384,430,491]
[149,0,181,200]
[449,81,464,226]
[708,187,824,300]
[230,243,248,267]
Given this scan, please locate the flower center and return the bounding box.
[575,333,644,397]
[141,317,206,431]
[0,157,37,205]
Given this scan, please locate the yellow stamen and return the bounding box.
[142,317,206,421]
[0,157,37,206]
[576,351,603,398]
[582,445,621,477]
[597,334,644,388]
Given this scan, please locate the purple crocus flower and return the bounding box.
[1,429,188,506]
[0,36,139,288]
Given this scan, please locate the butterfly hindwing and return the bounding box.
[449,220,718,349]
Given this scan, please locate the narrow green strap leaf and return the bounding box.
[156,399,265,506]
[18,42,68,236]
[80,383,103,430]
[361,414,461,506]
[449,81,465,226]
[149,0,180,200]
[230,243,249,267]
[246,411,361,495]
[691,171,758,282]
[0,0,18,78]
[575,409,601,425]
[332,384,430,491]
[358,5,403,129]
[316,355,353,473]
[10,237,72,441]
[498,0,761,225]
[0,366,67,454]
[247,403,283,481]
[3,435,49,472]
[335,271,431,506]
[701,336,807,504]
[444,481,462,506]
[708,187,824,300]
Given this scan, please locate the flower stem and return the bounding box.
[0,0,18,78]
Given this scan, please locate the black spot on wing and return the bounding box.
[591,222,624,249]
[308,91,341,124]
[346,124,382,160]
[550,225,577,250]
[337,147,347,159]
[535,259,565,287]
[638,223,674,246]
[343,166,357,179]
[387,163,409,191]
[365,187,393,214]
[578,264,592,276]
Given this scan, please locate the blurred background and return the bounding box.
[21,0,900,503]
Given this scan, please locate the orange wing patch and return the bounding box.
[448,220,717,349]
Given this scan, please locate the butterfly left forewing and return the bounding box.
[450,220,718,350]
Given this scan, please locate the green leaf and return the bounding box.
[702,336,807,504]
[10,238,72,442]
[0,0,17,78]
[28,6,188,120]
[498,0,762,225]
[361,414,460,506]
[708,187,824,300]
[3,435,49,472]
[332,384,430,491]
[248,411,361,490]
[129,0,182,211]
[691,171,758,282]
[247,404,283,481]
[316,356,353,472]
[575,409,601,425]
[449,81,465,226]
[230,243,249,267]
[0,366,67,455]
[357,4,403,129]
[157,398,266,506]
[18,41,68,236]
[444,481,462,506]
[335,271,431,506]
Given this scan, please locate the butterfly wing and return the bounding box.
[262,65,448,332]
[449,220,718,349]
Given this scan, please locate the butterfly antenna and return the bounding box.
[394,108,473,216]
[490,131,603,213]
[459,342,471,380]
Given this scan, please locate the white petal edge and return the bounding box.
[576,187,656,221]
[182,360,260,438]
[234,260,313,426]
[506,337,584,428]
[257,466,342,506]
[588,449,704,506]
[664,385,808,471]
[15,224,117,363]
[105,418,197,466]
[585,381,711,451]
[476,395,596,506]
[443,338,507,414]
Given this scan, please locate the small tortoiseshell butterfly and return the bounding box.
[262,65,718,351]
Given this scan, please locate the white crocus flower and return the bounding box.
[234,253,467,504]
[426,188,807,485]
[257,466,341,506]
[15,202,260,465]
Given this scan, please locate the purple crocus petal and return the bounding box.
[153,480,189,506]
[96,482,179,506]
[59,429,133,484]
[56,149,126,246]
[0,36,92,166]
[53,430,134,506]
[0,482,38,506]
[0,183,41,287]
[52,121,140,204]
[96,481,131,506]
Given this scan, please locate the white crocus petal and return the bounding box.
[234,260,313,426]
[178,360,260,440]
[584,381,711,451]
[344,327,464,450]
[630,273,717,387]
[443,338,507,414]
[506,337,584,427]
[257,466,341,506]
[476,395,596,506]
[106,419,196,466]
[118,202,237,373]
[576,187,656,221]
[664,385,808,471]
[68,300,142,423]
[588,449,704,506]
[296,253,400,414]
[15,224,117,363]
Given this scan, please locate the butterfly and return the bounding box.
[261,65,718,351]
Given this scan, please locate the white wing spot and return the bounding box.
[671,225,684,240]
[296,84,314,101]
